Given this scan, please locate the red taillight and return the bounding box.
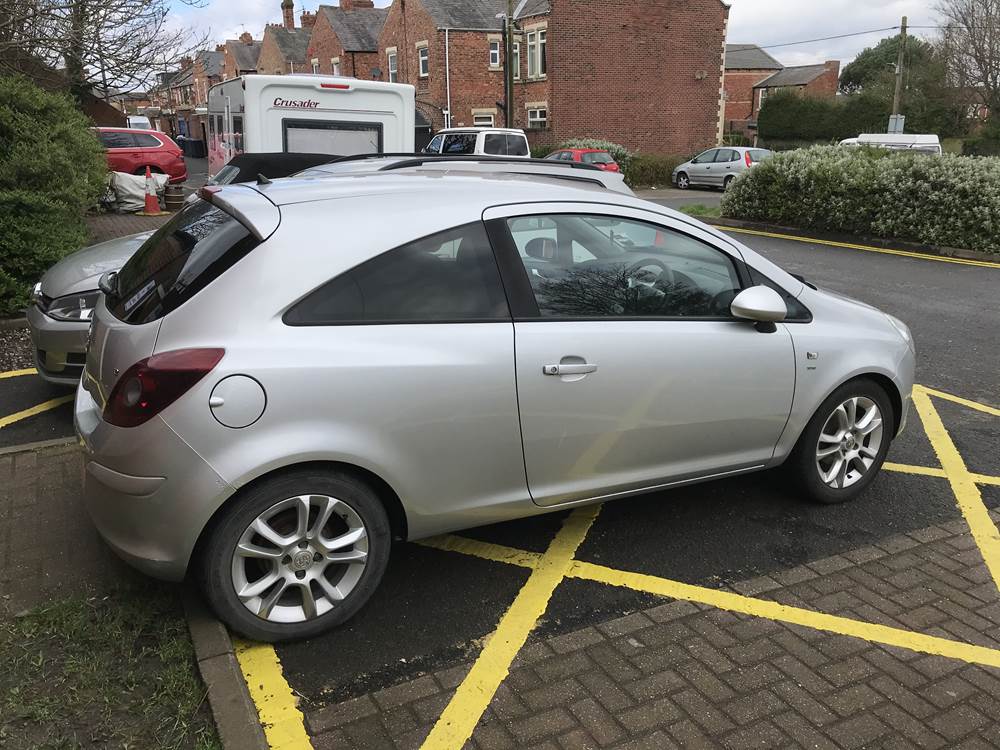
[199,185,222,203]
[745,150,752,167]
[103,348,224,427]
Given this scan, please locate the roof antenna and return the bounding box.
[257,173,272,184]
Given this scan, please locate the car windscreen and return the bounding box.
[109,201,260,324]
[582,152,614,164]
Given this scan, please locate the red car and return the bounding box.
[94,127,188,183]
[544,147,621,172]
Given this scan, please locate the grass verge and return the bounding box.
[0,582,220,750]
[678,204,721,218]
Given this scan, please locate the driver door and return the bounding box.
[689,149,718,186]
[487,204,795,507]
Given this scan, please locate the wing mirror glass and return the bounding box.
[730,285,787,322]
[98,270,119,298]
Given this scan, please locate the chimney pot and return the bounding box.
[281,0,295,29]
[240,31,254,44]
[300,10,316,27]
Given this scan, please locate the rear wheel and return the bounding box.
[788,379,893,505]
[199,469,391,641]
[676,172,690,190]
[723,175,735,190]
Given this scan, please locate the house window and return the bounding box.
[311,58,319,74]
[332,57,341,76]
[387,50,398,82]
[513,42,520,79]
[527,107,547,129]
[474,113,495,127]
[418,46,429,77]
[527,32,537,78]
[538,29,546,76]
[489,41,500,68]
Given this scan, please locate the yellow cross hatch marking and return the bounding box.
[0,367,37,380]
[0,395,73,430]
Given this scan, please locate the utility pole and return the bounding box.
[891,15,907,116]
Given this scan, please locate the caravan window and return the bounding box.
[283,119,383,157]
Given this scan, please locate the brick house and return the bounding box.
[723,44,783,124]
[223,32,263,80]
[751,61,841,118]
[257,0,313,74]
[308,1,388,78]
[372,0,729,155]
[192,49,224,106]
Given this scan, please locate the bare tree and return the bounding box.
[936,0,1000,115]
[0,0,209,96]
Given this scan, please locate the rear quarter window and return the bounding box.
[110,201,259,324]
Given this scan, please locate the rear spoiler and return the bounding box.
[199,185,280,241]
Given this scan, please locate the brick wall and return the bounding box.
[803,61,840,99]
[723,69,774,121]
[308,11,380,78]
[547,0,727,156]
[257,25,293,74]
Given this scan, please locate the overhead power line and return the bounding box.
[752,23,981,51]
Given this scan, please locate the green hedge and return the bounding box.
[624,154,687,187]
[0,75,106,316]
[757,90,888,144]
[721,145,1000,254]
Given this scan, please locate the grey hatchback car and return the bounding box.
[77,168,914,641]
[672,146,772,190]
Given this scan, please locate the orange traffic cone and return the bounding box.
[136,166,168,216]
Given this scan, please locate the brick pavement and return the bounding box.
[306,515,1000,750]
[0,444,136,614]
[86,212,172,245]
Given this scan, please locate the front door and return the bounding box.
[688,148,718,186]
[488,205,796,506]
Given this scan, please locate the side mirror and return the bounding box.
[98,270,118,298]
[731,286,787,322]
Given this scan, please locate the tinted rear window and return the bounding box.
[748,149,770,163]
[100,131,134,149]
[581,151,613,164]
[110,201,259,324]
[506,135,528,156]
[133,133,161,148]
[442,133,477,154]
[484,133,506,155]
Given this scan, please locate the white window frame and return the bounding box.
[387,48,398,82]
[526,31,537,78]
[417,45,429,78]
[489,40,501,69]
[512,41,520,80]
[538,29,546,77]
[311,58,319,74]
[332,57,341,76]
[473,112,495,127]
[527,107,547,129]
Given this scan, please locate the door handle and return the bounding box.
[543,363,597,376]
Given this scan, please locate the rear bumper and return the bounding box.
[75,379,233,581]
[26,305,89,385]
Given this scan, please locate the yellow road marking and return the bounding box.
[912,386,1000,591]
[974,473,1000,487]
[0,395,73,429]
[421,506,599,750]
[0,368,37,379]
[919,386,1000,418]
[417,535,541,569]
[569,561,1000,669]
[883,462,946,478]
[719,226,1000,269]
[234,639,313,750]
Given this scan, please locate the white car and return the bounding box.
[422,127,530,158]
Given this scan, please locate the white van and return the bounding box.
[206,75,415,177]
[840,133,942,156]
[423,127,530,158]
[127,115,153,129]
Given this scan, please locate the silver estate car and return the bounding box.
[672,146,772,190]
[77,168,914,641]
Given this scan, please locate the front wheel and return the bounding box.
[788,380,893,505]
[199,469,391,641]
[676,172,690,190]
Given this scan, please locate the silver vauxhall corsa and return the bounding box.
[77,168,915,641]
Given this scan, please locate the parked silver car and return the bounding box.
[672,146,772,190]
[77,168,914,641]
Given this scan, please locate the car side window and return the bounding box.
[484,133,507,155]
[714,149,737,163]
[424,134,444,153]
[505,214,742,319]
[442,133,477,154]
[691,149,717,164]
[506,135,529,156]
[99,131,135,149]
[284,222,510,325]
[133,133,161,148]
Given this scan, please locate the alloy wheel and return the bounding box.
[231,494,369,623]
[815,396,884,489]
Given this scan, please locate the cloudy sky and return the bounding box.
[172,0,942,68]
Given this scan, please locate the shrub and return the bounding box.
[624,153,687,187]
[721,145,1000,254]
[530,143,555,159]
[757,90,888,145]
[0,74,106,316]
[558,138,632,171]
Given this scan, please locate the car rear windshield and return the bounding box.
[109,201,260,324]
[582,151,614,164]
[747,149,770,163]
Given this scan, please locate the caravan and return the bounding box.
[839,134,943,156]
[207,75,415,177]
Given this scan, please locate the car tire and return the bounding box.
[788,379,894,505]
[723,175,734,190]
[676,172,690,190]
[199,468,392,642]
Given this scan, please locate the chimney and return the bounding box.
[180,56,193,69]
[240,31,254,44]
[215,43,226,52]
[281,0,295,29]
[340,0,374,10]
[300,10,316,27]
